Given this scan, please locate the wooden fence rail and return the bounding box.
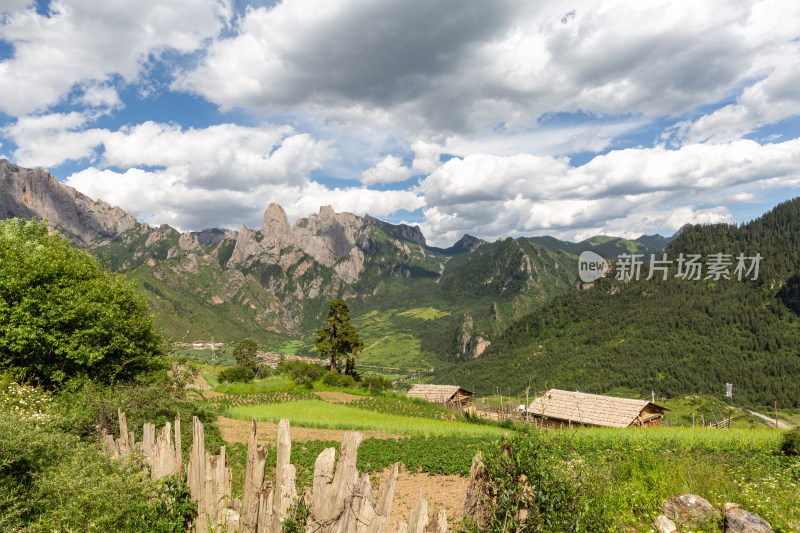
[104,411,489,532]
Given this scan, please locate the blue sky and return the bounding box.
[1,0,799,246]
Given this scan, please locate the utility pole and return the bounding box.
[211,336,215,361]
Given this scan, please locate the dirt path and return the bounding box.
[372,466,467,530]
[747,410,794,429]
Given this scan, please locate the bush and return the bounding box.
[0,404,195,532]
[360,375,394,394]
[294,375,315,389]
[52,379,224,457]
[322,371,341,387]
[279,360,326,383]
[322,370,360,389]
[255,364,273,379]
[0,218,164,389]
[218,365,256,384]
[781,427,800,456]
[463,431,611,532]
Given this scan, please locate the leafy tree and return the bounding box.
[0,219,163,388]
[218,365,255,384]
[233,338,259,370]
[314,299,363,373]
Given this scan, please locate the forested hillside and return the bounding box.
[435,198,800,408]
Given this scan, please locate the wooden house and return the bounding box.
[407,384,474,409]
[527,389,668,428]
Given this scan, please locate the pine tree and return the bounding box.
[315,300,363,373]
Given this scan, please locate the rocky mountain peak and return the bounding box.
[362,215,427,249]
[0,159,138,245]
[261,202,292,249]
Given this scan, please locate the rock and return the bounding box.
[662,494,715,526]
[652,515,677,533]
[0,159,138,245]
[725,507,773,533]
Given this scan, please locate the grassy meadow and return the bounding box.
[225,398,507,437]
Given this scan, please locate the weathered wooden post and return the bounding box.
[463,452,487,529]
[188,416,207,533]
[174,412,182,481]
[241,417,269,532]
[407,489,429,533]
[272,418,294,532]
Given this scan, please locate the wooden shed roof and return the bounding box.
[527,389,668,428]
[407,384,473,403]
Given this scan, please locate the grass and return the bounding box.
[214,376,300,394]
[397,307,451,320]
[212,376,375,396]
[542,426,800,531]
[225,399,507,437]
[202,374,219,387]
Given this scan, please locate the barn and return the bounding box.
[407,384,474,410]
[527,389,668,428]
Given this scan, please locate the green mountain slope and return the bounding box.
[526,234,664,257]
[435,199,800,408]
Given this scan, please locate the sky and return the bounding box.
[1,0,799,247]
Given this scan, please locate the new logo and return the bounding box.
[578,251,609,283]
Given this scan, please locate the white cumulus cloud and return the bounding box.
[360,155,411,185]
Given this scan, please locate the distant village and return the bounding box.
[172,341,324,368]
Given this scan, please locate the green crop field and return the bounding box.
[397,307,451,320]
[225,399,507,437]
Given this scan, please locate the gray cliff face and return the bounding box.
[0,159,139,245]
[228,203,372,284]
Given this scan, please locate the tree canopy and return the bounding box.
[0,219,164,388]
[233,338,259,370]
[314,299,363,373]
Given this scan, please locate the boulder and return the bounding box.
[725,506,773,533]
[653,514,677,533]
[662,494,715,526]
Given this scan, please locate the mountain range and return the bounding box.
[3,159,799,407]
[0,159,668,375]
[436,198,800,407]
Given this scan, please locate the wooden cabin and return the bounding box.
[407,384,474,409]
[527,389,668,428]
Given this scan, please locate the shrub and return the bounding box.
[462,431,611,532]
[781,427,800,456]
[218,365,256,384]
[255,364,273,379]
[338,374,357,388]
[52,380,224,457]
[0,405,195,532]
[322,371,360,389]
[0,218,164,388]
[322,371,341,387]
[360,375,394,394]
[294,375,315,389]
[279,360,326,383]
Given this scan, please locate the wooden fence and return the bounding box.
[104,411,490,532]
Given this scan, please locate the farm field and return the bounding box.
[213,392,799,530]
[197,371,799,531]
[180,361,800,531]
[225,398,506,437]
